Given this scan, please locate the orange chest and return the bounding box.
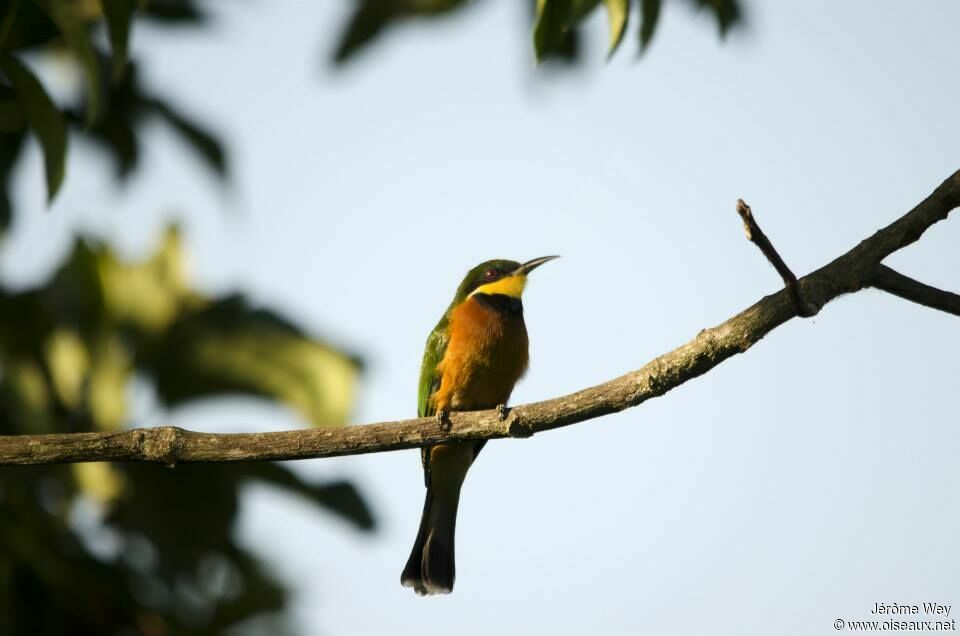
[431,296,529,412]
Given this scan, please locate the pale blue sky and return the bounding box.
[3,2,958,635]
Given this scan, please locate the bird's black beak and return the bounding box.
[512,255,560,276]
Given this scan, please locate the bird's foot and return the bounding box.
[436,409,452,432]
[496,404,509,422]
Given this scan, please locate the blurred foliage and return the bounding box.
[333,0,742,64]
[0,227,373,635]
[0,0,743,227]
[0,0,223,231]
[74,52,226,183]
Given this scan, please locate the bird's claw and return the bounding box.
[436,409,451,432]
[496,404,509,422]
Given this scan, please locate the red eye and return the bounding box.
[483,268,498,280]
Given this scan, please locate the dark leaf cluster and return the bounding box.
[331,0,742,64]
[0,0,223,232]
[0,229,373,635]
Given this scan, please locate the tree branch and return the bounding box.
[736,198,815,316]
[0,170,957,467]
[868,265,960,316]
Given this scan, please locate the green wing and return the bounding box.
[417,315,449,486]
[417,315,448,418]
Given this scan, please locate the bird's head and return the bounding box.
[450,256,559,306]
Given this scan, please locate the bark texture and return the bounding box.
[0,170,957,467]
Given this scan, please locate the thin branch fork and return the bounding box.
[735,198,960,317]
[0,170,958,467]
[868,265,960,317]
[736,198,816,317]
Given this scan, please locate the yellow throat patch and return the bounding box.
[471,274,527,299]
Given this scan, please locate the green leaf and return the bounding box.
[638,0,661,51]
[148,97,227,177]
[94,225,194,333]
[140,0,207,24]
[37,0,100,125]
[43,328,90,412]
[533,0,575,63]
[331,2,396,64]
[0,0,22,48]
[0,1,60,51]
[238,463,376,531]
[602,0,628,56]
[332,0,471,65]
[533,0,604,63]
[695,0,742,37]
[86,335,132,430]
[144,295,362,427]
[0,114,26,231]
[0,53,67,202]
[101,0,136,81]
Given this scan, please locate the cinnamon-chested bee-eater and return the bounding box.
[401,256,558,595]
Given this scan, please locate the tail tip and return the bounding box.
[401,574,452,596]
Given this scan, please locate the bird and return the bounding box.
[401,255,558,595]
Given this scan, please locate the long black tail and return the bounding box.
[400,486,460,595]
